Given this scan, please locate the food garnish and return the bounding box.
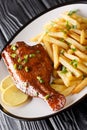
[0,75,29,106]
[37,76,44,83]
[29,53,36,58]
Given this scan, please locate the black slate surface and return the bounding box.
[0,0,87,130]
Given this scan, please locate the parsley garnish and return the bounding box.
[11,53,17,58]
[13,64,17,69]
[22,59,28,64]
[11,45,17,51]
[68,10,78,16]
[61,66,68,73]
[37,76,44,83]
[85,46,87,50]
[25,66,29,72]
[24,54,28,60]
[71,25,77,29]
[60,49,65,55]
[36,50,40,54]
[71,48,76,52]
[29,53,36,58]
[44,94,50,100]
[62,30,67,34]
[59,38,65,42]
[70,59,78,68]
[18,65,23,70]
[17,58,21,63]
[66,21,71,31]
[67,42,71,46]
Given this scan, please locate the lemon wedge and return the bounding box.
[1,84,28,106]
[0,75,14,92]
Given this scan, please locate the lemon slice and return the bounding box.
[0,75,14,92]
[2,84,28,106]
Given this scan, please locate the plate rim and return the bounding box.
[0,0,87,121]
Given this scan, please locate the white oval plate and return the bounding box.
[0,2,87,120]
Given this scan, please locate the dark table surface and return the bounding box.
[0,0,87,130]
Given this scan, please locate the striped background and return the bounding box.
[0,0,87,130]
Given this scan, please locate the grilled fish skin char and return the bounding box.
[2,42,66,111]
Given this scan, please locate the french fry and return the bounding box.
[71,29,81,35]
[46,37,68,49]
[66,71,75,81]
[71,14,83,23]
[72,77,87,93]
[83,61,87,66]
[62,14,80,28]
[80,30,85,44]
[51,84,66,92]
[61,85,75,96]
[77,63,87,74]
[52,78,64,84]
[65,37,86,51]
[67,49,73,54]
[80,23,87,30]
[52,44,59,69]
[72,13,87,23]
[43,41,53,61]
[43,21,58,30]
[48,32,66,39]
[71,29,87,38]
[37,31,46,43]
[59,56,82,77]
[70,79,82,86]
[69,32,80,42]
[64,52,80,61]
[57,71,71,87]
[75,50,87,61]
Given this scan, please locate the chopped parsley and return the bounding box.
[22,59,28,64]
[11,53,17,58]
[62,30,67,34]
[29,53,36,58]
[25,66,29,72]
[67,42,71,46]
[36,50,40,54]
[71,48,76,52]
[61,66,68,73]
[59,38,65,42]
[85,46,87,50]
[37,76,44,83]
[35,92,39,96]
[11,45,17,51]
[44,94,50,100]
[68,10,78,16]
[71,25,77,29]
[18,65,23,70]
[13,64,17,69]
[60,49,65,55]
[66,21,71,31]
[24,54,28,60]
[17,58,21,63]
[70,59,78,68]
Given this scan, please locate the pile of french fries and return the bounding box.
[30,10,87,96]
